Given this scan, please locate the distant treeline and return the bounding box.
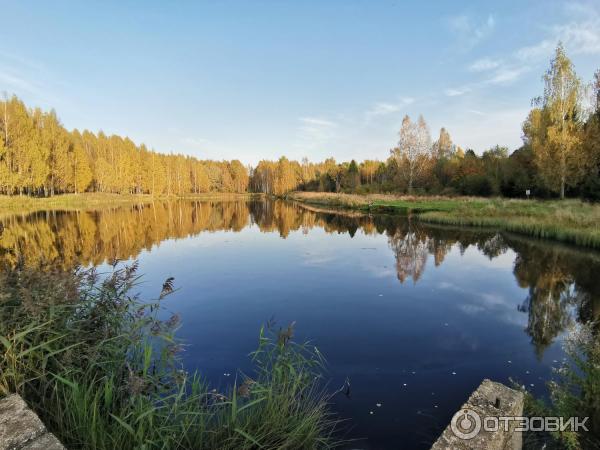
[251,46,600,200]
[1,44,599,199]
[0,100,249,196]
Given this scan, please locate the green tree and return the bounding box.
[482,145,509,195]
[343,159,360,190]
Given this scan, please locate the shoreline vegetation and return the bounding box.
[0,264,341,449]
[0,192,259,216]
[3,190,600,250]
[288,191,600,249]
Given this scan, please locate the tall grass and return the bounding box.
[520,325,600,450]
[289,192,600,249]
[0,264,340,449]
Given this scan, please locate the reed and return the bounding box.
[0,264,340,449]
[520,324,600,449]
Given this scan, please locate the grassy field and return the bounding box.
[288,192,600,249]
[0,192,258,216]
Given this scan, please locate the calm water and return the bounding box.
[2,199,599,449]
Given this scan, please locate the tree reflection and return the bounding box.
[388,220,432,283]
[515,254,574,358]
[513,239,599,357]
[1,199,599,358]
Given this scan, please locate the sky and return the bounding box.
[1,1,599,165]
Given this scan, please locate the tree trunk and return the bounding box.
[560,148,566,199]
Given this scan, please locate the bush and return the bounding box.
[459,174,493,196]
[439,186,458,197]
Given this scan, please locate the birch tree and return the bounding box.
[529,43,582,199]
[391,114,432,193]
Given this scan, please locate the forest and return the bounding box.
[0,102,249,196]
[1,45,598,200]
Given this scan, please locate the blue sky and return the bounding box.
[1,1,599,165]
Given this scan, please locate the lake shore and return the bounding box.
[0,192,259,216]
[288,191,600,249]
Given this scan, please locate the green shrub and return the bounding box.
[459,174,493,196]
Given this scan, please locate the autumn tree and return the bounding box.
[321,158,343,192]
[229,160,249,193]
[360,160,380,185]
[432,127,454,159]
[0,94,16,194]
[580,69,600,199]
[273,157,297,195]
[391,114,432,193]
[68,130,92,193]
[526,43,583,198]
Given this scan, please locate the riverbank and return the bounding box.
[288,192,600,249]
[0,192,259,216]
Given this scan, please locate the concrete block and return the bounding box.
[431,379,524,450]
[0,395,65,450]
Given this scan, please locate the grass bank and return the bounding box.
[0,264,340,449]
[0,192,259,216]
[288,192,600,249]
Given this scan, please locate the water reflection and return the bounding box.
[1,199,599,359]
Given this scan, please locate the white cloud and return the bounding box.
[0,70,39,94]
[181,137,210,148]
[0,51,45,72]
[444,87,471,97]
[486,66,529,85]
[365,98,414,120]
[467,109,486,116]
[0,54,62,106]
[447,107,529,152]
[368,102,401,115]
[447,13,496,50]
[469,57,502,72]
[298,117,336,127]
[516,40,555,61]
[516,4,600,61]
[297,116,337,149]
[0,52,46,95]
